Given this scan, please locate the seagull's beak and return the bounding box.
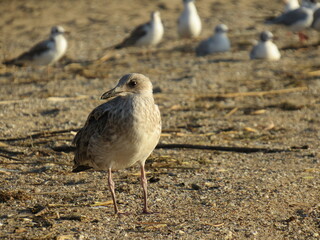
[101,87,121,99]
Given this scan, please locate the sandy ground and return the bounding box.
[0,0,320,239]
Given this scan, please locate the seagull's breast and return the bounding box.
[178,5,202,38]
[210,34,230,53]
[251,42,281,60]
[91,96,161,170]
[53,35,68,62]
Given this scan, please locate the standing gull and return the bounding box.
[265,6,314,41]
[195,24,230,57]
[3,26,68,66]
[115,11,164,49]
[178,0,202,38]
[72,73,161,214]
[250,31,281,61]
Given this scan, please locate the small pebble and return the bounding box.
[191,183,201,190]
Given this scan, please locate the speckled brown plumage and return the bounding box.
[72,73,161,214]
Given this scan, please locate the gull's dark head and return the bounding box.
[215,24,229,34]
[51,26,66,36]
[101,73,153,100]
[260,31,273,42]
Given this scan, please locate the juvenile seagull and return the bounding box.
[265,6,314,41]
[72,73,161,214]
[3,26,67,66]
[195,24,230,57]
[178,0,202,38]
[115,11,164,49]
[250,31,281,61]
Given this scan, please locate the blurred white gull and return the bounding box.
[115,11,164,49]
[250,31,281,61]
[178,0,202,38]
[195,24,230,56]
[3,26,67,66]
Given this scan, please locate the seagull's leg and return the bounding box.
[140,163,149,213]
[108,168,119,214]
[298,32,308,42]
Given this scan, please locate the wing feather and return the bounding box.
[72,97,122,171]
[115,23,149,49]
[3,39,53,66]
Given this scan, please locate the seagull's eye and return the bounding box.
[128,80,137,88]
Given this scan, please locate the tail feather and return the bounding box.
[3,58,24,67]
[114,42,125,49]
[3,59,15,65]
[264,16,276,24]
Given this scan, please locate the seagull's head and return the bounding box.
[260,31,273,42]
[151,11,161,20]
[51,26,67,36]
[101,73,153,100]
[214,24,229,34]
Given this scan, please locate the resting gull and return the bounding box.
[3,26,67,66]
[265,5,314,41]
[72,73,161,214]
[250,31,281,61]
[195,24,230,57]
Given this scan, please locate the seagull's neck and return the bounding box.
[136,91,153,98]
[50,33,64,41]
[151,15,162,26]
[51,33,67,53]
[184,1,197,14]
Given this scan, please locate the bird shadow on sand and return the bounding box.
[193,58,242,65]
[207,58,242,64]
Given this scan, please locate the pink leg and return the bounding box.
[108,168,119,214]
[140,163,149,213]
[298,32,308,42]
